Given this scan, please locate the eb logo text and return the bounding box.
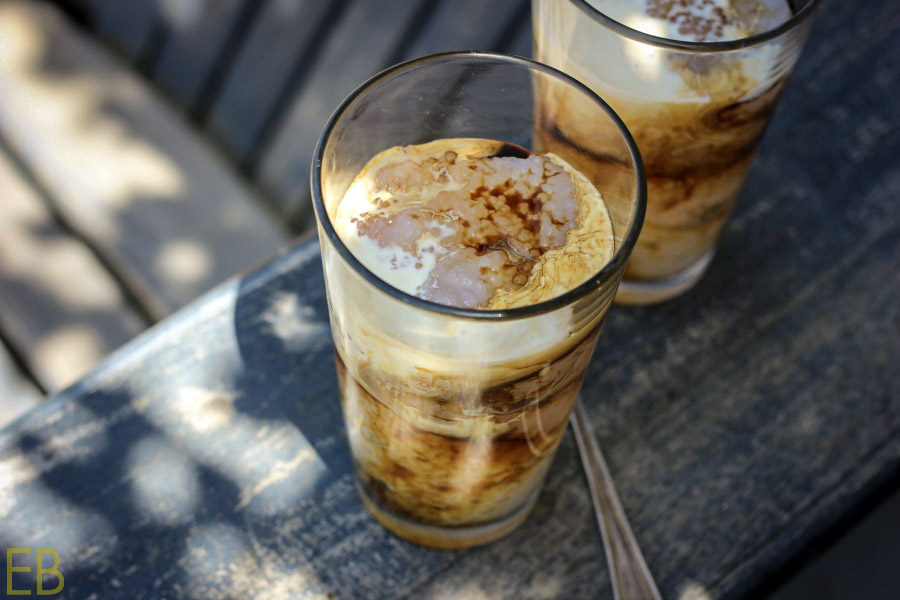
[6,548,64,595]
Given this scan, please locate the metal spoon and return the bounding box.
[571,398,662,600]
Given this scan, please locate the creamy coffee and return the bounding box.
[534,0,801,284]
[327,138,615,545]
[334,138,614,308]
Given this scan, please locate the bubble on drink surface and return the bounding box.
[333,139,614,309]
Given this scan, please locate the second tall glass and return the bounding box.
[533,0,819,304]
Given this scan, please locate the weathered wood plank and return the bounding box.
[0,208,896,598]
[0,340,42,429]
[255,0,431,226]
[0,0,289,318]
[89,0,161,60]
[150,0,251,111]
[0,147,146,392]
[205,0,339,163]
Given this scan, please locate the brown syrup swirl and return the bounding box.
[355,142,582,307]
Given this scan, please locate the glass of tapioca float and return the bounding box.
[533,0,820,304]
[311,53,645,548]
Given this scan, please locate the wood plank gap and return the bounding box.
[0,328,47,396]
[49,0,94,28]
[191,0,266,122]
[138,8,172,77]
[242,0,352,175]
[0,132,161,326]
[48,1,165,79]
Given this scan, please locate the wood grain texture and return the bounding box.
[0,148,146,392]
[0,207,896,598]
[1,1,898,599]
[150,0,249,110]
[0,0,289,319]
[205,0,339,163]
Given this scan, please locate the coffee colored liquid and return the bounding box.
[535,77,786,278]
[327,138,616,546]
[337,321,602,536]
[533,0,795,280]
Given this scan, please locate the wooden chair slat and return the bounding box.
[205,0,339,163]
[91,0,161,61]
[0,1,289,319]
[256,0,431,224]
[0,148,146,392]
[150,0,252,110]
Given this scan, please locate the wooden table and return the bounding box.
[1,1,898,598]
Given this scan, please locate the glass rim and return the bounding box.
[568,0,821,52]
[311,51,646,321]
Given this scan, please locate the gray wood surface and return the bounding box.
[90,0,161,61]
[0,147,146,392]
[205,0,339,163]
[0,199,895,598]
[150,0,251,111]
[0,0,289,319]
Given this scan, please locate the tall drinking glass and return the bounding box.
[533,0,820,304]
[312,53,645,548]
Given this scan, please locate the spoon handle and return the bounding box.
[571,398,662,600]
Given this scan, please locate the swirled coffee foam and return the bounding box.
[334,138,614,309]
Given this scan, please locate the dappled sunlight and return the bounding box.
[0,154,130,312]
[173,387,236,434]
[33,324,106,386]
[182,522,329,599]
[159,0,204,29]
[0,3,184,240]
[0,0,289,318]
[426,580,493,600]
[0,452,116,565]
[181,522,253,596]
[126,434,200,526]
[260,291,330,352]
[23,399,113,466]
[132,383,329,517]
[26,237,130,311]
[155,240,214,286]
[679,580,712,600]
[0,453,37,520]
